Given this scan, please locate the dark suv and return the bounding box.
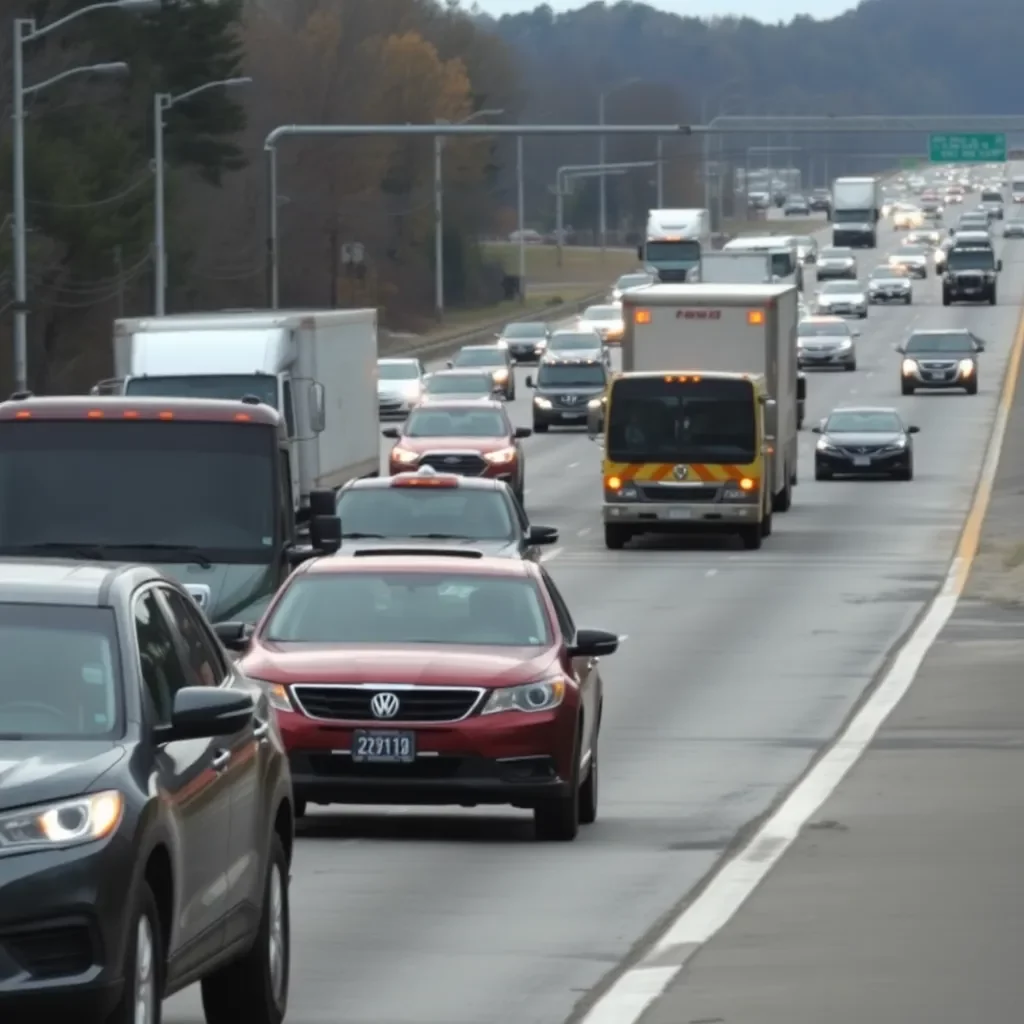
[527,357,608,432]
[942,235,1001,305]
[0,560,293,1024]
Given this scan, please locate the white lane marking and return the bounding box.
[540,547,562,562]
[579,333,1015,1024]
[577,527,591,537]
[569,461,580,469]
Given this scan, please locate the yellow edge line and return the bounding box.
[951,303,1024,594]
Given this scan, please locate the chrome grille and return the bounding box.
[292,685,485,723]
[419,452,488,475]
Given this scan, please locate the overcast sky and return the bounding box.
[475,0,857,20]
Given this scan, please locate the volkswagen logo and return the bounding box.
[369,692,400,719]
[672,464,689,480]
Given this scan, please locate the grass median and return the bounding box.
[482,242,639,284]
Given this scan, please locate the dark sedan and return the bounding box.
[334,468,558,559]
[496,321,550,363]
[0,560,293,1023]
[814,407,919,481]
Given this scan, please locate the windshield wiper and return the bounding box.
[407,533,476,540]
[6,541,110,560]
[100,543,213,568]
[342,532,388,539]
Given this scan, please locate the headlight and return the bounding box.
[483,446,517,464]
[250,678,294,712]
[495,339,508,348]
[391,446,419,464]
[816,438,839,452]
[901,359,918,375]
[492,368,509,381]
[534,396,552,409]
[0,790,123,850]
[958,358,975,375]
[837,338,853,349]
[481,676,566,715]
[588,396,605,408]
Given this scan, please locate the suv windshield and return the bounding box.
[981,191,1003,202]
[537,362,607,387]
[947,246,996,271]
[607,376,756,464]
[336,488,513,541]
[453,348,504,368]
[424,373,492,395]
[550,334,600,351]
[904,332,975,354]
[264,572,551,646]
[826,411,901,433]
[403,408,507,438]
[0,604,121,738]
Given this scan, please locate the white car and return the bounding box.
[815,280,868,319]
[547,329,608,366]
[577,303,624,344]
[377,357,424,419]
[609,271,655,302]
[892,203,923,230]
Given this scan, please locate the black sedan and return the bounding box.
[496,320,550,363]
[334,467,558,559]
[814,407,919,481]
[0,560,293,1023]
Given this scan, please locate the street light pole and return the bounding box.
[656,136,664,207]
[10,0,155,392]
[597,78,641,254]
[516,136,526,302]
[153,76,251,315]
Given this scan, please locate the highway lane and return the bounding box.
[165,186,1024,1024]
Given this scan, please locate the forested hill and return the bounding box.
[486,0,1021,117]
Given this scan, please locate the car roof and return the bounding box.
[427,368,494,377]
[456,344,504,353]
[908,328,972,336]
[551,328,600,338]
[0,394,281,424]
[339,472,504,492]
[828,406,900,415]
[0,558,153,607]
[299,553,537,579]
[801,316,848,325]
[952,231,992,243]
[378,357,419,365]
[406,398,505,410]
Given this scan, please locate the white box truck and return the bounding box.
[699,250,774,284]
[619,283,799,512]
[721,235,803,289]
[110,309,380,517]
[831,177,881,247]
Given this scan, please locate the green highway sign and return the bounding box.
[929,132,1007,163]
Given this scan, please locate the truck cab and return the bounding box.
[0,394,342,622]
[639,209,711,282]
[721,237,803,289]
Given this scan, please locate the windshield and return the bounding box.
[403,408,507,438]
[820,249,852,260]
[336,489,513,541]
[453,348,503,368]
[582,307,619,321]
[378,361,420,381]
[799,321,851,337]
[423,373,492,395]
[822,282,861,293]
[825,411,902,433]
[501,323,545,339]
[264,572,551,646]
[537,363,607,387]
[550,334,600,351]
[770,252,796,277]
[833,209,872,222]
[645,240,701,264]
[894,247,927,258]
[607,376,757,465]
[981,191,1002,202]
[125,373,277,408]
[0,421,276,562]
[948,247,995,271]
[870,267,903,280]
[904,332,975,354]
[792,237,813,248]
[0,605,121,739]
[616,274,652,289]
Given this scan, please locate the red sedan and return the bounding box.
[217,553,618,841]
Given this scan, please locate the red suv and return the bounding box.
[381,399,530,502]
[217,553,619,841]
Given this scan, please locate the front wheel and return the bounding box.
[942,288,951,306]
[901,381,915,395]
[603,524,630,550]
[845,361,857,371]
[533,422,549,433]
[106,884,163,1024]
[989,289,997,306]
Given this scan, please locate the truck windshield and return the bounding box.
[770,252,795,277]
[832,209,872,223]
[645,240,701,264]
[947,247,995,271]
[0,421,276,563]
[607,377,757,465]
[125,373,278,408]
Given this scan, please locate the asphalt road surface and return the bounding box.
[166,183,1023,1024]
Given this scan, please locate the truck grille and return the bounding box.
[639,484,720,502]
[419,453,488,475]
[292,685,484,722]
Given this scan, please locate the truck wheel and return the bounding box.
[905,295,913,304]
[989,288,997,306]
[774,477,792,512]
[533,422,548,433]
[603,524,630,550]
[739,524,762,550]
[761,509,773,536]
[942,288,951,306]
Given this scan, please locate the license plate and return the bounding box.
[559,412,585,420]
[352,730,416,763]
[667,509,692,520]
[852,456,871,467]
[924,372,939,379]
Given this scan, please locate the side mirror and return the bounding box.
[811,425,822,433]
[155,687,254,743]
[381,427,400,439]
[975,341,986,352]
[308,381,326,434]
[997,259,1003,271]
[528,524,559,546]
[907,425,920,434]
[514,426,532,439]
[587,404,602,438]
[894,343,905,353]
[797,375,807,401]
[445,360,454,369]
[310,514,342,554]
[852,330,861,337]
[525,375,535,388]
[213,621,254,652]
[308,488,335,517]
[568,628,619,658]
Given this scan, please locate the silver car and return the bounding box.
[889,246,929,279]
[815,247,857,279]
[576,304,624,344]
[1003,216,1024,239]
[377,357,424,419]
[546,329,608,366]
[798,317,859,371]
[815,280,868,318]
[609,271,655,302]
[867,265,913,305]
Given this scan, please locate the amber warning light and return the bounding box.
[634,309,651,324]
[747,309,765,325]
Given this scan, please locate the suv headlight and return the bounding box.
[391,447,419,464]
[481,677,566,715]
[902,358,918,375]
[0,791,123,850]
[484,446,516,465]
[534,396,552,409]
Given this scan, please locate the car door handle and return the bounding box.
[253,721,270,740]
[211,750,231,772]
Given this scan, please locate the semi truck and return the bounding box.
[699,250,774,284]
[638,208,711,282]
[830,177,881,247]
[103,309,379,521]
[0,394,343,621]
[590,283,799,551]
